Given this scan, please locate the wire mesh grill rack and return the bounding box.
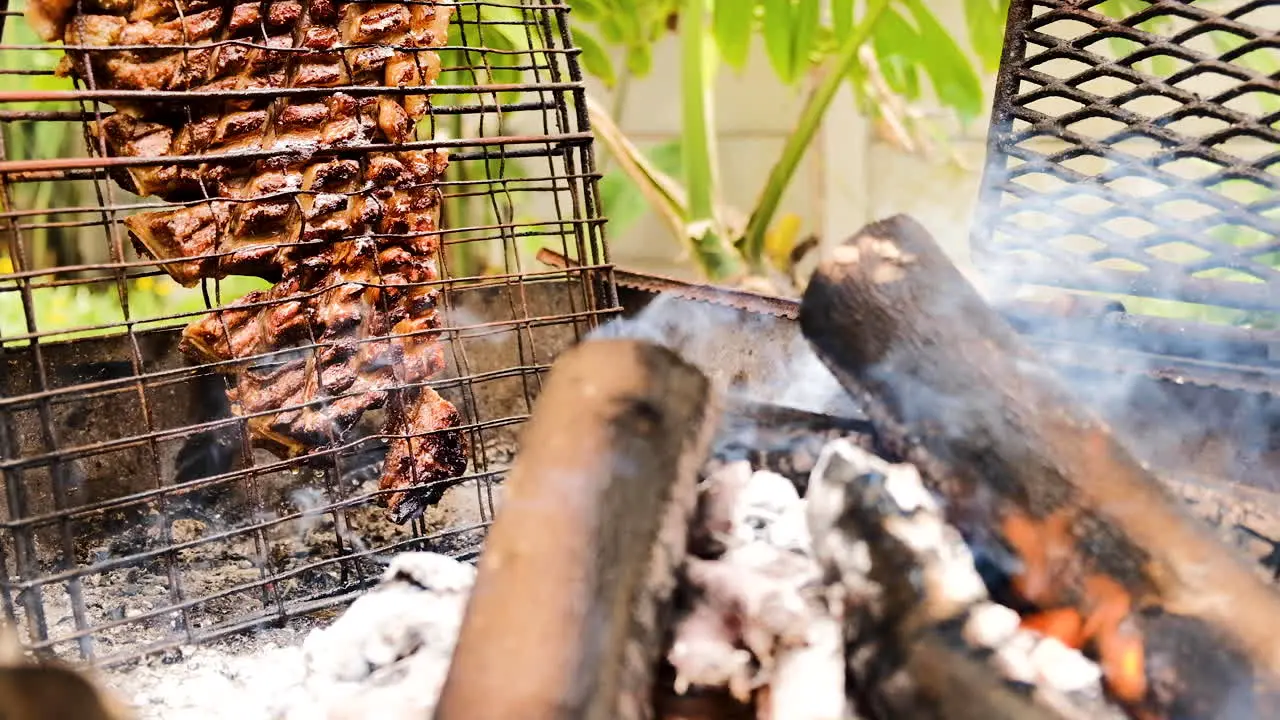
[973,0,1280,383]
[0,0,618,666]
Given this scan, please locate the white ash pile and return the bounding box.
[666,460,843,719]
[659,438,1133,720]
[285,552,474,720]
[102,552,474,720]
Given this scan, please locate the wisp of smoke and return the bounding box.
[588,293,860,419]
[917,155,1280,491]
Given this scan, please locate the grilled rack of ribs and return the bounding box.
[26,0,470,523]
[48,0,452,287]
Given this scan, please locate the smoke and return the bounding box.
[584,193,1277,496]
[441,303,505,346]
[289,486,329,538]
[588,293,860,420]
[895,153,1280,494]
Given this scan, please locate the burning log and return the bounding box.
[799,215,1278,717]
[435,339,720,720]
[806,439,1124,720]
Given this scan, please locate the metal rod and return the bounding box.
[0,132,593,174]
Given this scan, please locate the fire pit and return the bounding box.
[435,216,1280,720]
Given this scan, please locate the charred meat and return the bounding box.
[26,0,468,522]
[174,153,466,517]
[381,386,469,524]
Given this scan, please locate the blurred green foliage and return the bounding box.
[0,267,272,345]
[574,0,1010,284]
[0,0,84,272]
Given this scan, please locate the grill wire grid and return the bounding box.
[0,0,617,666]
[973,0,1280,380]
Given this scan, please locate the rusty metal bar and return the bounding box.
[0,82,578,104]
[0,132,592,174]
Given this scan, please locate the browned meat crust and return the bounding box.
[60,0,454,286]
[121,146,445,286]
[48,0,449,118]
[25,0,469,521]
[176,152,467,513]
[381,385,469,524]
[178,232,449,459]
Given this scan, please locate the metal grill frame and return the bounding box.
[973,0,1280,385]
[0,0,619,667]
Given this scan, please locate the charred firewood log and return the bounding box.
[807,439,1131,720]
[436,339,720,720]
[799,215,1280,718]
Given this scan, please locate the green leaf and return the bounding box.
[714,0,755,71]
[645,139,687,179]
[761,0,796,84]
[612,0,644,44]
[791,0,821,76]
[870,8,923,99]
[599,13,626,44]
[573,0,605,23]
[901,0,985,121]
[626,42,654,76]
[832,0,854,39]
[964,0,1008,72]
[599,139,685,237]
[574,29,617,86]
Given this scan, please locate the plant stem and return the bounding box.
[585,94,690,243]
[741,0,892,270]
[599,60,633,175]
[681,0,742,280]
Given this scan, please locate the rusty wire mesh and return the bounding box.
[973,0,1280,374]
[0,0,617,666]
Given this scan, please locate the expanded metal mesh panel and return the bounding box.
[0,0,616,666]
[974,0,1280,333]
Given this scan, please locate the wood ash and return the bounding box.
[657,413,1134,720]
[99,552,475,720]
[79,402,1278,720]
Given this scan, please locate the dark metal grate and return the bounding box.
[0,0,617,666]
[974,0,1280,368]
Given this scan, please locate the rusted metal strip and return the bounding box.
[535,248,799,320]
[535,248,1280,397]
[0,132,593,175]
[0,82,580,103]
